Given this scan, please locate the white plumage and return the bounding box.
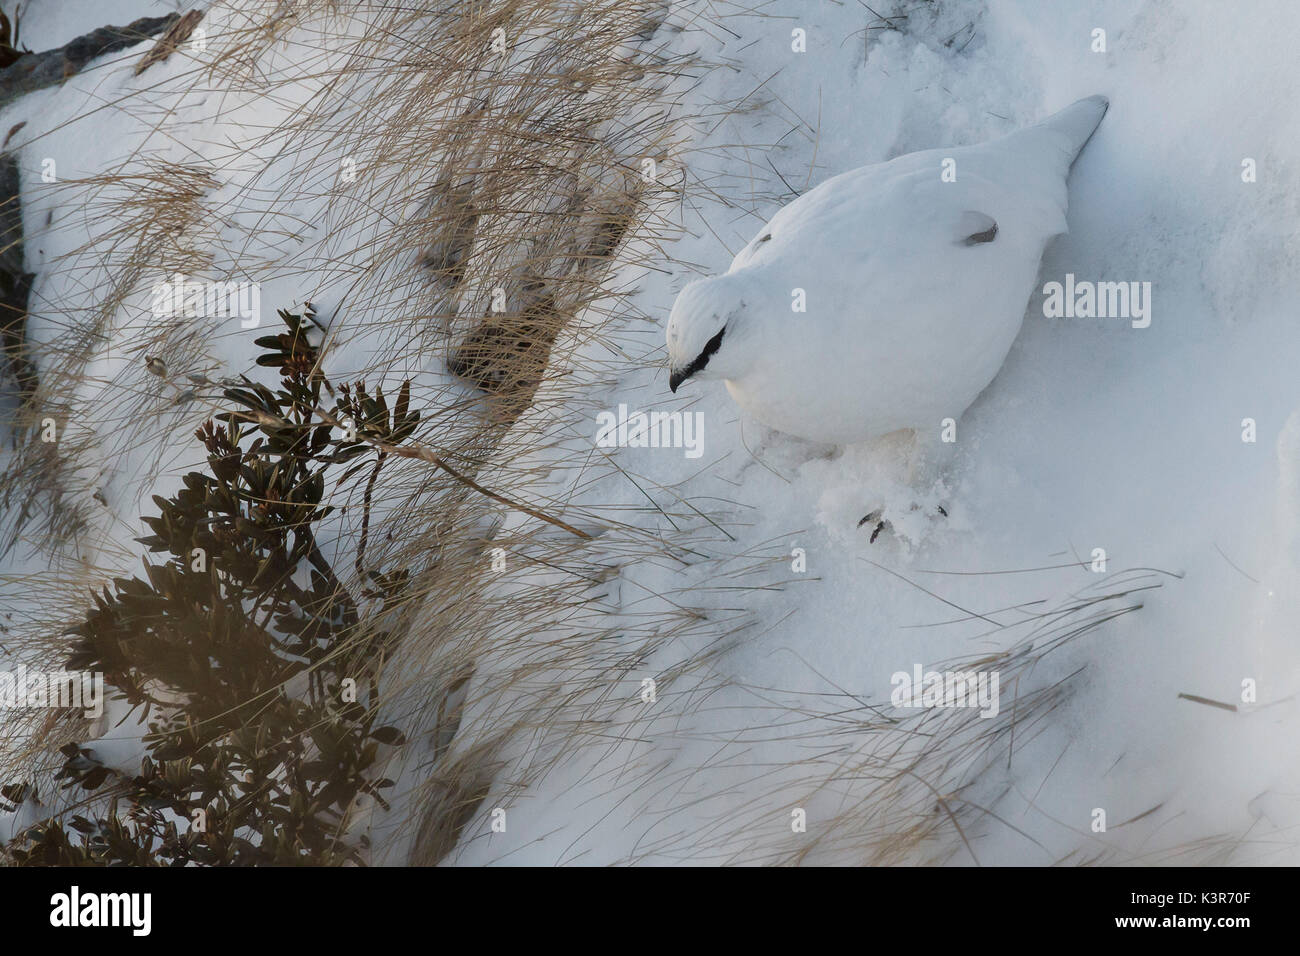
[666,96,1109,445]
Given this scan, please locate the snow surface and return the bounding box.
[2,0,1298,865]
[448,0,1300,865]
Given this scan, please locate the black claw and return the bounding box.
[857,508,882,529]
[870,520,886,543]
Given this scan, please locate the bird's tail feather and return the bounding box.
[1029,94,1109,168]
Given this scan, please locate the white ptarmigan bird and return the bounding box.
[666,96,1108,446]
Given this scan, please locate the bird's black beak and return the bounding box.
[669,369,688,393]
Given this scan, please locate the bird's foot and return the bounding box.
[858,501,948,543]
[857,508,888,543]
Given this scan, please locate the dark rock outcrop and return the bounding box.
[0,151,33,398]
[0,13,179,112]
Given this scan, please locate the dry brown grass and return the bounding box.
[0,0,716,864]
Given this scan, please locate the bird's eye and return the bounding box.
[759,234,772,243]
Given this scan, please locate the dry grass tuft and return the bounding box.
[0,0,710,864]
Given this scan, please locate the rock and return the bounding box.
[0,14,180,112]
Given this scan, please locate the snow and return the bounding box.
[447,0,1300,865]
[3,0,1299,865]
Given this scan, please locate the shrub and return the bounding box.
[3,307,417,865]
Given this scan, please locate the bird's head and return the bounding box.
[666,275,746,393]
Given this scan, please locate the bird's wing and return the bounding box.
[731,98,1107,273]
[729,154,1024,278]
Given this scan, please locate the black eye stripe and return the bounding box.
[681,326,726,380]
